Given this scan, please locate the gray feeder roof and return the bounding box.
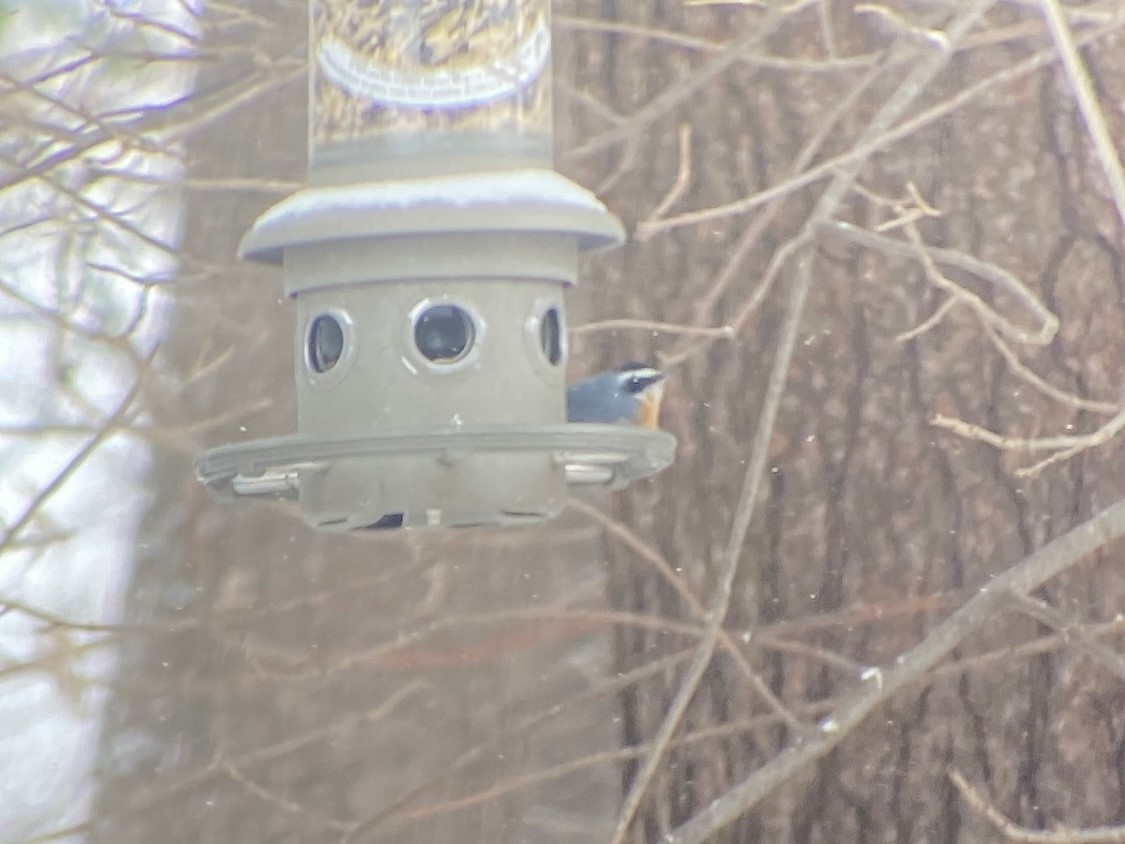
[239,169,625,264]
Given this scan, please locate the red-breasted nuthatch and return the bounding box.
[566,362,667,428]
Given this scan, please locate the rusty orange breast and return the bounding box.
[636,386,665,429]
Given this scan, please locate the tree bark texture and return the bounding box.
[556,2,1125,841]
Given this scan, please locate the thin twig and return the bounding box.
[931,405,1125,478]
[571,498,803,731]
[569,1,819,160]
[608,6,998,840]
[1037,0,1125,233]
[902,221,1056,347]
[662,232,810,367]
[827,217,1062,345]
[643,123,694,227]
[895,296,963,343]
[667,496,1125,843]
[1003,592,1125,683]
[856,3,952,50]
[1016,440,1107,477]
[554,16,726,59]
[33,681,427,844]
[950,770,1125,842]
[639,16,1125,239]
[659,52,888,358]
[571,318,733,339]
[344,650,695,841]
[0,349,157,553]
[982,322,1119,415]
[0,598,147,635]
[661,18,1125,365]
[219,753,352,832]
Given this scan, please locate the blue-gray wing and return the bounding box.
[566,375,631,423]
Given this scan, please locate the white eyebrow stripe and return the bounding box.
[625,367,664,381]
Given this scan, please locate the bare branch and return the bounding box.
[0,349,156,554]
[1037,0,1125,233]
[931,405,1125,477]
[981,322,1119,415]
[1002,592,1125,684]
[571,318,733,339]
[950,770,1125,843]
[571,497,803,731]
[825,219,1059,346]
[895,296,963,343]
[569,1,819,160]
[638,16,1125,238]
[667,498,1125,843]
[608,5,999,840]
[642,123,694,229]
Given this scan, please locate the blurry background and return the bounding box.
[3,1,1125,842]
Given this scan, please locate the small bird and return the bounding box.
[566,362,667,428]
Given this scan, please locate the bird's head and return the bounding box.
[616,362,667,428]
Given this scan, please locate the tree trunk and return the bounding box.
[558,2,1125,840]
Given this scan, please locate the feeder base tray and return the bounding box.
[194,423,676,530]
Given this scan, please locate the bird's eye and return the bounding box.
[626,376,643,392]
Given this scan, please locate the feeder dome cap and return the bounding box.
[239,169,626,264]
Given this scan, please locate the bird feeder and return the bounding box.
[194,0,675,531]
